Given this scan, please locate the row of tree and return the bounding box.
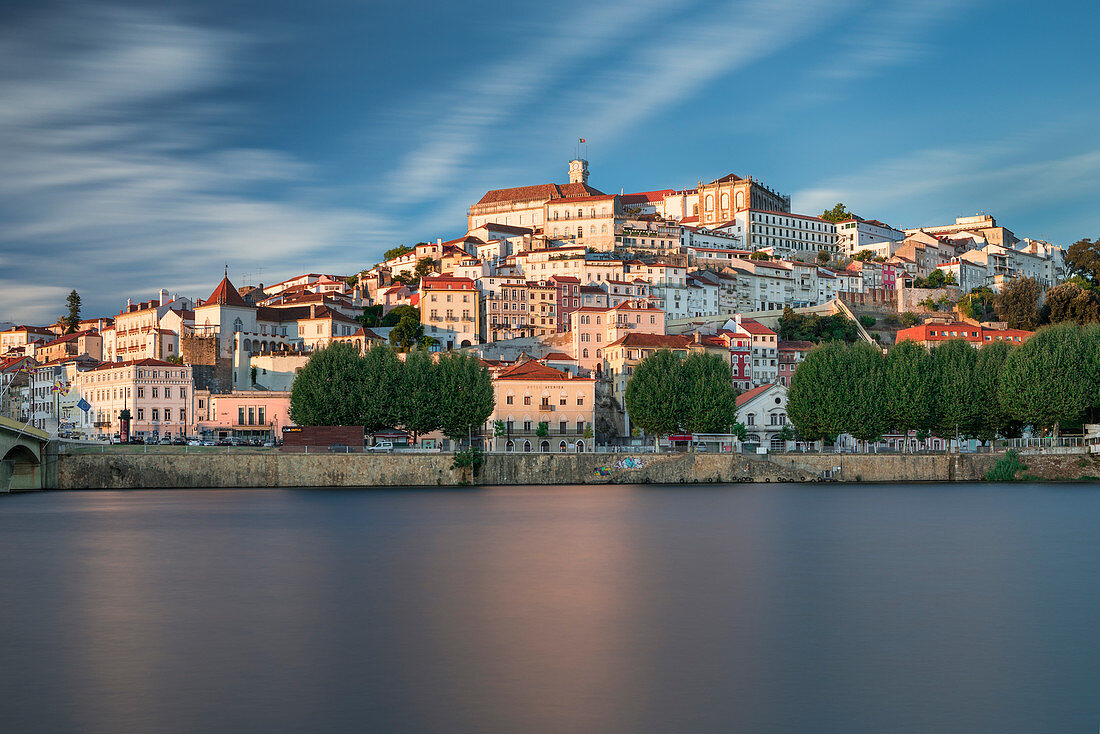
[623,351,744,444]
[289,342,494,442]
[787,323,1100,445]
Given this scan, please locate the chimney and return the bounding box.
[126,297,132,310]
[437,238,442,246]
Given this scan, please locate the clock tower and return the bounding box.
[568,158,589,185]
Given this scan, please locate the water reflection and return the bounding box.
[0,484,1097,733]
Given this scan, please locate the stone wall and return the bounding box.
[181,334,233,393]
[768,453,999,482]
[54,451,1007,489]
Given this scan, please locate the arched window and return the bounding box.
[523,440,532,452]
[553,227,558,236]
[601,224,607,234]
[577,209,583,218]
[506,440,515,452]
[590,208,596,217]
[559,441,567,452]
[540,440,550,453]
[589,225,596,235]
[736,191,744,209]
[577,226,583,239]
[575,441,584,452]
[705,194,713,212]
[720,192,729,210]
[693,204,698,215]
[582,348,589,358]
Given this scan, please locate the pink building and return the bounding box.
[548,275,581,333]
[197,390,294,441]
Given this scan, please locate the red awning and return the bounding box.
[669,435,692,441]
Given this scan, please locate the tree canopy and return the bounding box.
[820,203,854,223]
[1066,237,1100,285]
[290,342,492,445]
[624,350,685,440]
[434,351,494,441]
[778,306,859,343]
[993,277,1042,330]
[63,290,81,334]
[383,244,415,261]
[1041,281,1100,325]
[787,323,1100,444]
[381,304,420,327]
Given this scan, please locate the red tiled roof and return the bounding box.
[86,358,181,372]
[421,276,476,289]
[549,193,616,204]
[475,181,605,206]
[204,276,250,308]
[621,189,676,204]
[710,172,743,184]
[735,318,775,336]
[736,383,774,407]
[495,359,589,382]
[606,333,691,349]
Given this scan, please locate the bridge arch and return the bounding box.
[2,444,41,491]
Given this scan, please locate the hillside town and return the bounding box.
[1,157,1083,453]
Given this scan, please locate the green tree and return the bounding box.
[680,351,739,434]
[63,289,81,333]
[395,348,440,443]
[837,341,886,445]
[434,351,494,443]
[389,315,424,351]
[820,203,853,223]
[1042,281,1100,324]
[383,244,415,261]
[1066,237,1100,284]
[289,342,370,427]
[381,304,420,327]
[998,323,1089,434]
[624,349,685,448]
[787,341,846,443]
[357,304,383,328]
[883,340,934,448]
[359,344,402,433]
[993,277,1042,330]
[972,340,1019,441]
[816,250,831,265]
[749,251,771,261]
[959,287,996,322]
[414,257,435,278]
[929,339,980,440]
[852,250,874,262]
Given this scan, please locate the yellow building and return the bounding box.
[489,358,595,453]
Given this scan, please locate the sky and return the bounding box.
[1,0,1098,324]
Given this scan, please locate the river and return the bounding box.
[0,483,1097,733]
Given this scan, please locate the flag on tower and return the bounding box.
[579,138,585,143]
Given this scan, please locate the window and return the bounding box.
[524,396,532,405]
[560,397,567,406]
[164,408,171,421]
[577,395,584,405]
[151,387,158,398]
[239,408,246,425]
[523,421,532,431]
[137,387,144,399]
[151,408,159,421]
[137,408,144,420]
[506,395,514,405]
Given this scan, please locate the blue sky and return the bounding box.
[1,0,1097,323]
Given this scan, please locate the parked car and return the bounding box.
[215,438,230,446]
[262,440,275,448]
[187,439,202,446]
[172,436,186,445]
[328,444,350,453]
[128,436,144,444]
[368,441,394,452]
[202,440,216,446]
[159,436,173,445]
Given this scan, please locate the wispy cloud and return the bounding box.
[0,4,383,323]
[793,128,1100,236]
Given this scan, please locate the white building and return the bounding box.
[835,218,904,254]
[735,209,838,259]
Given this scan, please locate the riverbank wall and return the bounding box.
[53,451,1008,489]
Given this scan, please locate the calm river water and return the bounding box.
[1,483,1097,733]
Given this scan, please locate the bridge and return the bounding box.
[0,416,51,491]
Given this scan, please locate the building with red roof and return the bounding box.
[489,357,595,453]
[895,322,1033,350]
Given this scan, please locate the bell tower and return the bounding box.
[568,158,589,185]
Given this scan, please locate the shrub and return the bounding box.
[884,313,899,326]
[859,315,876,328]
[986,449,1027,482]
[900,312,921,327]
